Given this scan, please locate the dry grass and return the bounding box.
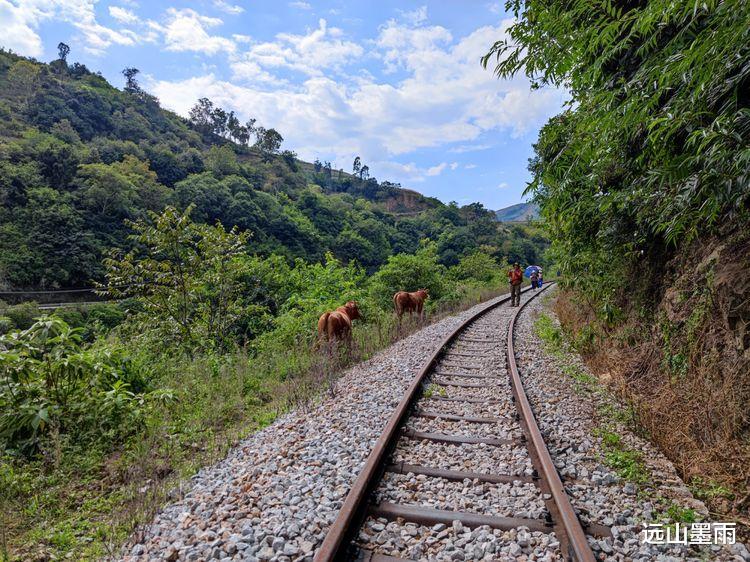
[552,229,750,532]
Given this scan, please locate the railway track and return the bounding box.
[315,284,608,561]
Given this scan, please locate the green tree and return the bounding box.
[102,206,251,350]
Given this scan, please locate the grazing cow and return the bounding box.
[317,301,362,343]
[393,289,429,321]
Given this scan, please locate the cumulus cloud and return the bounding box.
[162,8,235,54]
[289,1,312,10]
[149,14,565,188]
[0,0,45,56]
[0,0,141,56]
[230,18,362,79]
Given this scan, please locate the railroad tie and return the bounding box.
[385,462,535,484]
[368,503,553,533]
[400,428,517,447]
[412,410,507,424]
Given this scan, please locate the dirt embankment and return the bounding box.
[554,227,750,529]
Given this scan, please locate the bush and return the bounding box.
[0,315,13,335]
[369,243,446,308]
[449,251,501,285]
[0,316,158,455]
[3,301,41,330]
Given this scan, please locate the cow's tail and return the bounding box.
[317,312,331,341]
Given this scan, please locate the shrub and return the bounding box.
[449,251,501,285]
[369,243,446,308]
[0,316,13,335]
[3,301,40,330]
[0,316,156,454]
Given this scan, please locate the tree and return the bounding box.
[360,165,369,181]
[122,67,141,93]
[352,156,361,177]
[188,98,215,135]
[8,61,41,109]
[102,206,251,349]
[314,158,322,173]
[211,107,228,138]
[254,127,283,162]
[57,42,70,62]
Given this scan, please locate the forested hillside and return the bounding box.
[0,47,544,290]
[485,0,749,524]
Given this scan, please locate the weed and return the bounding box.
[688,477,734,502]
[664,503,698,524]
[595,428,650,484]
[534,313,563,352]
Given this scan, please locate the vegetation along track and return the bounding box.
[315,284,609,561]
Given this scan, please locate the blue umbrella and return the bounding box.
[524,265,541,278]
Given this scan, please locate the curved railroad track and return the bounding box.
[315,284,609,561]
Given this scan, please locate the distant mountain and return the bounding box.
[494,202,539,222]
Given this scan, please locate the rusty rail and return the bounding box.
[507,285,596,562]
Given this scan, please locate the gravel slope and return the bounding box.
[515,289,750,562]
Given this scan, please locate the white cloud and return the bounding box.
[149,16,565,188]
[289,1,312,9]
[465,163,478,169]
[450,143,493,153]
[398,6,428,25]
[497,182,509,189]
[162,8,235,54]
[450,162,459,170]
[426,162,447,176]
[231,18,362,79]
[109,6,139,25]
[0,0,141,56]
[0,0,45,56]
[213,0,244,15]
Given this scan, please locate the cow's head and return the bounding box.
[343,301,362,320]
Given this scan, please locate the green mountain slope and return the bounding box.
[494,202,539,222]
[0,48,545,290]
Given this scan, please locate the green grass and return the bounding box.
[594,428,650,485]
[688,477,734,503]
[533,313,563,353]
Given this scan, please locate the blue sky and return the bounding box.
[1,0,567,210]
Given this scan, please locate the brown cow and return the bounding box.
[393,289,429,321]
[317,301,362,343]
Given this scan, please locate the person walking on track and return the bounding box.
[530,270,539,290]
[508,262,523,306]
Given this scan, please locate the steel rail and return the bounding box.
[313,286,531,561]
[506,284,595,562]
